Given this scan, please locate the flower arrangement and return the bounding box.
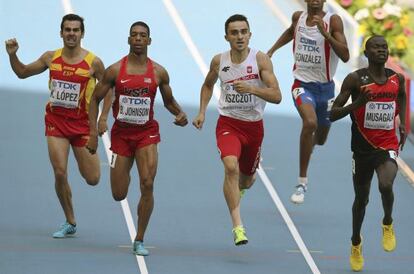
[336,0,414,72]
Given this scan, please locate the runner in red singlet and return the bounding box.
[87,21,188,256]
[5,14,109,238]
[330,35,407,272]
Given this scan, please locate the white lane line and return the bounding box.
[264,0,290,27]
[163,1,320,273]
[162,0,221,100]
[287,249,324,254]
[61,0,74,14]
[396,157,414,187]
[99,84,149,274]
[257,167,321,274]
[61,2,148,274]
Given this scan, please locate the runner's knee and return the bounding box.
[224,161,239,178]
[112,191,127,201]
[85,175,99,186]
[53,168,68,183]
[315,139,326,146]
[140,177,154,195]
[302,118,317,133]
[354,196,369,207]
[315,134,328,145]
[378,180,393,195]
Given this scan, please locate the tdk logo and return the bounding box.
[374,102,394,110]
[54,81,78,90]
[124,97,150,105]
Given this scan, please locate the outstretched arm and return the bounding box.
[267,11,301,58]
[156,64,188,127]
[233,52,281,104]
[330,72,368,122]
[5,38,51,78]
[397,73,407,150]
[192,55,220,130]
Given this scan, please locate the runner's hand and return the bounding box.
[192,113,205,130]
[174,111,188,127]
[356,86,372,106]
[399,124,407,151]
[5,38,19,55]
[86,135,98,154]
[98,118,108,136]
[311,15,329,38]
[233,80,251,94]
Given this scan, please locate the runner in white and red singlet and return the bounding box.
[330,36,407,272]
[267,0,349,204]
[193,14,282,246]
[87,21,188,256]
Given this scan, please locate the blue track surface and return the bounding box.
[1,1,414,273]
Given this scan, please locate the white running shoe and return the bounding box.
[290,184,306,204]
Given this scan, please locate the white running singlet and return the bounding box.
[218,49,266,122]
[293,11,339,83]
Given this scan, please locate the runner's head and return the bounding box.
[129,21,151,54]
[224,14,251,51]
[364,35,389,64]
[225,14,249,35]
[130,21,150,37]
[61,14,85,34]
[60,14,85,48]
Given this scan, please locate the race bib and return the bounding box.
[327,98,335,112]
[222,83,254,110]
[117,95,151,124]
[110,153,117,168]
[388,150,397,160]
[292,87,305,100]
[295,37,323,68]
[49,79,81,108]
[364,101,395,130]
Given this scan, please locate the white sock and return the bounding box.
[298,177,308,186]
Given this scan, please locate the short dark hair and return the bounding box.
[130,21,150,37]
[61,14,85,33]
[364,35,385,50]
[225,14,249,34]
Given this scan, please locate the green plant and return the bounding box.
[336,0,414,71]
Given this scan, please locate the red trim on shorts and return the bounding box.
[291,80,303,106]
[292,25,297,72]
[324,39,331,81]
